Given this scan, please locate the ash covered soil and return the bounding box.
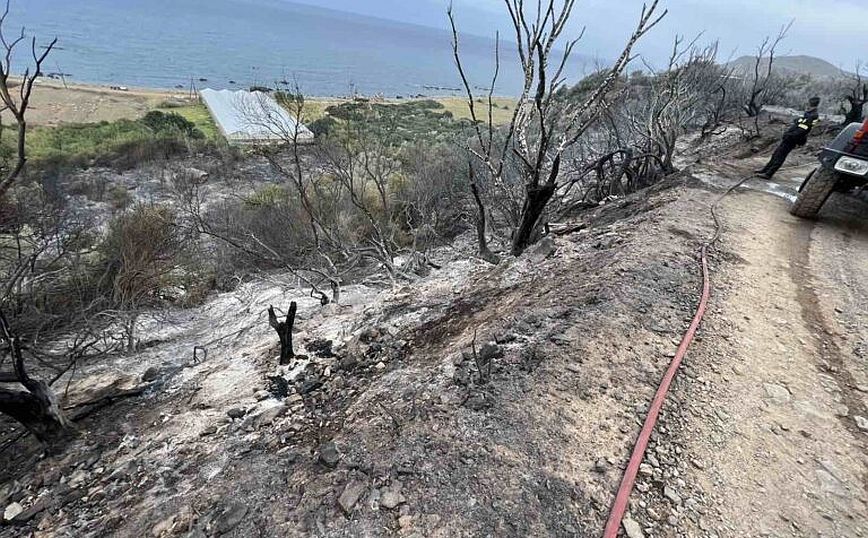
[2,130,867,537]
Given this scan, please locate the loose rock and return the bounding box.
[213,502,248,534]
[3,502,23,522]
[663,485,682,505]
[380,482,406,510]
[318,441,340,468]
[762,383,791,405]
[622,515,645,538]
[338,479,367,514]
[227,407,246,419]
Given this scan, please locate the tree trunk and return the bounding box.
[0,382,75,447]
[269,302,297,365]
[844,98,865,125]
[511,182,557,257]
[469,180,499,265]
[0,312,75,448]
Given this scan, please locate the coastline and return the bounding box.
[27,77,516,127]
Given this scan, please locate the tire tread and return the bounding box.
[790,168,837,218]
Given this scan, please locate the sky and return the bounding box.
[290,0,867,69]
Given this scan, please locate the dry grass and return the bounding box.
[435,96,516,125]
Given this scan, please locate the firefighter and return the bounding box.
[755,97,822,179]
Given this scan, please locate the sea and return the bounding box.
[14,0,594,97]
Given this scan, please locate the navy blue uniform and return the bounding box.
[759,109,820,178]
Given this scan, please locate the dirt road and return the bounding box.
[631,162,868,537]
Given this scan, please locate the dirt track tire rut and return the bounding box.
[788,220,868,492]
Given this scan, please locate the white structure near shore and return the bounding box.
[199,88,314,145]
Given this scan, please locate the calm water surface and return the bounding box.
[15,0,592,96]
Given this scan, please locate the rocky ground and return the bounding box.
[1,125,867,537]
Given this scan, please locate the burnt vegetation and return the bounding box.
[0,0,864,466]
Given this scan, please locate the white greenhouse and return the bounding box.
[199,88,314,145]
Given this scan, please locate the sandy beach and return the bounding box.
[24,77,516,127]
[23,78,190,126]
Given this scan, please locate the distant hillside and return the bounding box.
[726,55,852,79]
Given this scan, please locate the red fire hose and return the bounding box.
[602,244,710,537]
[602,177,749,537]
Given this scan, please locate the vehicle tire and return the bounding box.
[790,167,837,218]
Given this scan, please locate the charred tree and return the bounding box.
[0,2,57,199]
[742,22,791,137]
[511,159,560,256]
[449,0,665,257]
[469,165,500,265]
[269,302,297,365]
[843,86,867,125]
[0,310,74,447]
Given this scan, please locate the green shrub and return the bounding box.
[141,111,204,139]
[5,114,210,174]
[244,184,289,208]
[320,100,471,146]
[309,116,338,137]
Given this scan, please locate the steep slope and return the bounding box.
[1,177,718,537]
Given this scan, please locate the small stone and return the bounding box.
[3,502,23,521]
[318,441,340,468]
[622,515,645,538]
[141,366,162,382]
[227,407,246,419]
[528,236,556,260]
[398,515,414,530]
[855,416,868,432]
[213,502,248,534]
[763,383,791,405]
[338,355,358,370]
[380,483,406,510]
[253,403,288,428]
[375,361,387,370]
[338,479,367,514]
[68,469,89,488]
[691,459,705,470]
[199,425,218,437]
[593,459,608,473]
[663,486,682,505]
[254,390,271,401]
